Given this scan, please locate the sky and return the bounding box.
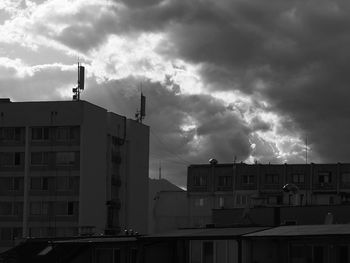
[0,0,350,188]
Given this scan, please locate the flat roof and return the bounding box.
[53,236,138,244]
[145,227,269,239]
[244,224,350,238]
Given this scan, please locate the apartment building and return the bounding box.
[0,99,149,251]
[187,162,350,227]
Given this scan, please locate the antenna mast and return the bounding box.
[135,91,146,123]
[73,62,85,101]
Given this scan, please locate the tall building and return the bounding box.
[187,162,350,227]
[0,99,149,251]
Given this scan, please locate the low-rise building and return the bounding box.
[187,162,350,227]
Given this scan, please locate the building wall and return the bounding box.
[79,102,107,234]
[213,204,350,227]
[153,191,189,233]
[124,120,149,234]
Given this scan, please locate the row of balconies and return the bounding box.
[0,126,80,146]
[0,151,80,172]
[189,175,350,192]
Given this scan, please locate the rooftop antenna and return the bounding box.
[73,60,85,101]
[135,85,146,123]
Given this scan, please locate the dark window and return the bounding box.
[67,202,74,215]
[55,152,77,165]
[1,228,12,240]
[1,152,22,166]
[32,127,49,141]
[0,202,12,215]
[202,242,214,263]
[335,246,348,263]
[243,175,254,184]
[342,173,350,183]
[218,176,231,186]
[114,249,120,263]
[193,175,206,186]
[265,174,279,184]
[292,174,305,183]
[42,177,49,190]
[12,177,23,191]
[31,152,49,165]
[319,172,331,184]
[30,177,42,190]
[0,127,21,141]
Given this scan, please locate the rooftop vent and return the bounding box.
[209,158,218,165]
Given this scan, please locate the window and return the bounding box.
[0,228,12,240]
[42,177,49,190]
[42,202,49,215]
[30,177,42,190]
[0,202,12,215]
[13,177,23,190]
[13,202,23,216]
[292,174,305,183]
[30,202,42,215]
[242,175,254,184]
[55,201,75,216]
[67,202,74,215]
[55,152,77,165]
[218,176,231,187]
[342,173,350,183]
[1,152,21,166]
[236,194,248,205]
[30,177,49,190]
[56,176,73,191]
[0,177,24,191]
[130,248,137,263]
[32,127,49,141]
[202,242,214,263]
[31,152,49,165]
[193,175,206,186]
[195,198,205,207]
[0,127,21,141]
[319,172,331,184]
[219,197,224,208]
[56,127,69,141]
[265,173,279,184]
[29,227,41,237]
[114,249,121,263]
[267,196,278,204]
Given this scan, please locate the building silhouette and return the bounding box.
[0,99,149,252]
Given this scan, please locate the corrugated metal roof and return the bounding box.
[244,224,350,237]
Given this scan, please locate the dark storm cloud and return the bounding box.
[82,77,252,186]
[38,0,350,166]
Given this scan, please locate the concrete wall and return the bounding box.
[153,191,189,233]
[79,102,107,234]
[125,120,149,234]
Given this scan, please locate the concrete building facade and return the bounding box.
[187,162,350,227]
[0,99,149,251]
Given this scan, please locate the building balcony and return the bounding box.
[313,183,336,191]
[188,186,209,192]
[216,186,232,192]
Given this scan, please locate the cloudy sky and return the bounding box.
[1,0,350,187]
